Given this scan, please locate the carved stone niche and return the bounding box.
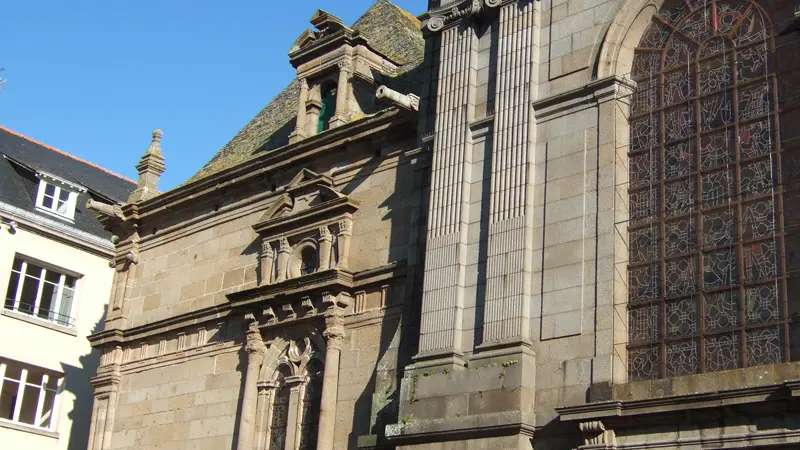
[254,169,359,286]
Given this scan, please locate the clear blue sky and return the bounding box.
[0,0,426,190]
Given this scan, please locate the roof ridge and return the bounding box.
[0,125,136,185]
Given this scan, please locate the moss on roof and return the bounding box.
[189,0,424,183]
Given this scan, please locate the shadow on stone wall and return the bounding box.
[62,304,106,450]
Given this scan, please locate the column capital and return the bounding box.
[299,78,309,90]
[261,240,274,256]
[337,60,353,74]
[245,317,267,362]
[319,226,332,242]
[277,237,291,254]
[323,329,346,350]
[285,374,309,388]
[337,218,353,236]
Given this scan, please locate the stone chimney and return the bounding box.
[128,129,166,203]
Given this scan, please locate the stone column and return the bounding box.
[336,218,353,270]
[275,238,291,282]
[306,95,322,137]
[290,79,309,144]
[318,226,332,271]
[236,319,266,450]
[329,60,352,129]
[260,240,274,285]
[284,375,308,450]
[315,292,351,450]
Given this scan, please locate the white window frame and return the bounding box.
[35,181,77,220]
[4,256,80,329]
[33,172,86,221]
[0,359,64,432]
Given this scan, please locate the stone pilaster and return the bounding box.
[316,292,350,450]
[479,0,539,352]
[318,226,333,271]
[306,98,322,137]
[260,240,274,285]
[290,78,310,144]
[236,318,267,450]
[415,22,478,368]
[88,346,123,450]
[336,218,352,270]
[276,238,291,282]
[329,60,353,129]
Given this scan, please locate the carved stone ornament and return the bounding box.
[338,219,353,235]
[263,306,276,324]
[337,60,353,74]
[299,78,309,90]
[288,337,313,372]
[579,420,616,448]
[244,314,267,356]
[278,237,291,253]
[319,226,332,241]
[282,303,296,320]
[426,0,486,32]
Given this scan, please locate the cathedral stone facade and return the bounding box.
[85,1,800,449]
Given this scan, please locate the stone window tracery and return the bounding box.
[267,366,292,450]
[627,0,797,381]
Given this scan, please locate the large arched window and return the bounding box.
[298,360,323,449]
[627,0,798,381]
[268,366,292,450]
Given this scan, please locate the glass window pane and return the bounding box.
[41,194,54,209]
[4,271,20,309]
[19,275,41,314]
[24,263,43,278]
[58,288,75,326]
[4,361,23,380]
[56,200,69,215]
[37,389,56,428]
[18,384,40,425]
[12,258,22,271]
[44,183,55,197]
[38,283,57,320]
[44,270,60,284]
[0,379,19,420]
[64,275,77,289]
[58,189,70,203]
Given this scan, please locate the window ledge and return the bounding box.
[0,419,59,439]
[1,309,78,336]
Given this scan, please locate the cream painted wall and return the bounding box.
[0,225,114,450]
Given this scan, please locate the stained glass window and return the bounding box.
[267,368,291,450]
[298,360,323,450]
[627,0,799,381]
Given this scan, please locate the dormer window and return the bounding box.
[33,172,84,221]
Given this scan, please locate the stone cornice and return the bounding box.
[129,108,411,221]
[253,197,360,238]
[88,262,405,346]
[385,411,535,445]
[532,75,635,122]
[0,200,115,256]
[556,381,800,424]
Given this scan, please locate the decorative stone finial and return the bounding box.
[128,129,167,203]
[147,129,163,156]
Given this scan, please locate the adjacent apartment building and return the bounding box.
[0,126,136,449]
[84,1,800,449]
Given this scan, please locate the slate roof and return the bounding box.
[189,0,425,182]
[0,126,137,239]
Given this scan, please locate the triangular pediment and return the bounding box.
[255,169,351,228]
[290,29,318,53]
[310,10,346,34]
